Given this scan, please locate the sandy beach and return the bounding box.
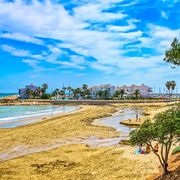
[0,102,176,179]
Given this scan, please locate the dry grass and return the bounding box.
[120,104,171,126]
[0,144,159,180]
[0,106,119,155]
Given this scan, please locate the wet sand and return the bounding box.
[0,102,173,180]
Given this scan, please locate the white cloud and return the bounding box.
[0,0,179,86]
[0,33,44,45]
[74,4,126,22]
[1,44,43,59]
[161,11,168,19]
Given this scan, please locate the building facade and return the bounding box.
[19,83,39,99]
[116,84,153,98]
[90,84,116,99]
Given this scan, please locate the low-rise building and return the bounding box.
[90,84,116,99]
[116,84,152,97]
[19,83,39,99]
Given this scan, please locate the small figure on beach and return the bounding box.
[136,113,138,121]
[135,145,144,154]
[153,143,159,153]
[146,144,151,154]
[129,119,131,123]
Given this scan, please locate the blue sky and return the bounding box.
[0,0,180,93]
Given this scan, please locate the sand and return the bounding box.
[0,102,175,180]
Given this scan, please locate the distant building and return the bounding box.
[90,84,116,99]
[116,84,152,97]
[19,83,39,99]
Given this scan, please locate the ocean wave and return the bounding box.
[0,106,79,124]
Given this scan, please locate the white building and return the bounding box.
[116,84,152,97]
[90,84,116,99]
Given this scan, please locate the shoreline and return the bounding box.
[0,105,119,161]
[0,102,173,179]
[0,105,83,128]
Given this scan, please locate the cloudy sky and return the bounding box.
[0,0,180,93]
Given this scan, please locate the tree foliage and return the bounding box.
[130,107,180,175]
[164,38,180,66]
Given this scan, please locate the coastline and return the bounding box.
[0,105,82,128]
[0,102,174,179]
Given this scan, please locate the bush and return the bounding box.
[41,93,51,99]
[172,146,180,155]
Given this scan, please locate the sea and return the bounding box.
[0,93,17,98]
[0,105,79,128]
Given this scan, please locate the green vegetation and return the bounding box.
[165,81,176,98]
[130,107,180,175]
[41,93,52,99]
[172,146,180,155]
[164,38,180,67]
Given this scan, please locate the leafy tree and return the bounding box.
[130,108,180,175]
[59,90,65,99]
[41,93,51,99]
[41,83,48,94]
[171,81,176,95]
[73,88,81,100]
[114,90,121,99]
[165,81,176,98]
[67,86,72,99]
[85,89,91,99]
[52,89,59,100]
[82,84,88,91]
[104,90,110,99]
[164,38,180,67]
[120,89,125,99]
[134,89,140,99]
[97,90,104,100]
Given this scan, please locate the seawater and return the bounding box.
[0,105,79,128]
[0,93,17,98]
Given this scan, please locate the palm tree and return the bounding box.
[120,89,125,99]
[97,90,103,99]
[134,89,140,99]
[104,90,109,99]
[73,88,81,100]
[59,90,65,100]
[67,86,72,99]
[41,83,48,95]
[166,81,171,99]
[85,89,91,99]
[171,81,176,95]
[82,84,88,91]
[52,89,59,100]
[114,90,121,99]
[36,87,42,98]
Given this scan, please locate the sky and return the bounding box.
[0,0,180,93]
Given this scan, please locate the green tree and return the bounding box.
[114,90,121,99]
[52,89,59,100]
[120,89,125,99]
[166,81,171,98]
[67,86,72,99]
[85,89,91,99]
[59,90,65,99]
[171,80,176,95]
[41,83,48,94]
[73,88,81,100]
[130,108,180,175]
[104,90,109,99]
[134,89,140,99]
[164,38,180,67]
[165,81,176,98]
[97,90,104,100]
